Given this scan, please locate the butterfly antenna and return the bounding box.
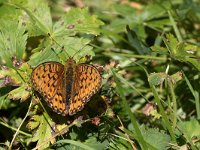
[71,44,88,59]
[48,33,70,58]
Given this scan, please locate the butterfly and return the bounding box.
[31,57,101,116]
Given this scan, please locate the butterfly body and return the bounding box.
[31,58,101,116]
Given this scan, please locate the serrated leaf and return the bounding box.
[151,45,168,55]
[0,62,32,101]
[56,8,104,36]
[52,36,94,63]
[28,45,59,67]
[0,19,27,67]
[28,37,94,66]
[8,85,30,101]
[0,2,22,20]
[178,118,200,140]
[128,124,171,149]
[165,34,200,70]
[15,0,52,36]
[141,127,170,150]
[27,115,40,130]
[28,112,55,149]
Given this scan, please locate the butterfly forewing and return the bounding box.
[68,64,101,115]
[31,62,68,115]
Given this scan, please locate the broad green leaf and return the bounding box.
[178,119,200,148]
[140,2,170,21]
[0,2,22,20]
[141,127,170,150]
[16,0,52,36]
[113,3,137,18]
[28,37,94,66]
[128,124,170,150]
[28,45,60,67]
[54,8,104,36]
[178,119,200,139]
[0,19,27,67]
[27,112,55,149]
[165,34,200,71]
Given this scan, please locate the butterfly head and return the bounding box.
[67,57,76,64]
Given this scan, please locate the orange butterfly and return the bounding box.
[31,58,101,116]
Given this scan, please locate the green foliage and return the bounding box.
[141,126,170,150]
[0,20,27,67]
[26,112,55,149]
[0,0,200,149]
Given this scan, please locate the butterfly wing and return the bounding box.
[68,64,101,115]
[31,62,68,115]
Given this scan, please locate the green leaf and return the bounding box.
[140,2,170,21]
[178,119,200,148]
[28,37,94,66]
[148,72,167,86]
[151,45,169,55]
[0,94,16,110]
[0,2,22,20]
[0,67,22,87]
[15,0,52,36]
[56,140,96,150]
[164,33,200,70]
[84,136,109,150]
[170,71,183,83]
[28,45,60,67]
[141,126,171,150]
[26,115,40,130]
[178,118,200,140]
[0,19,27,67]
[27,112,55,149]
[60,8,104,35]
[126,26,150,54]
[0,62,32,101]
[8,85,30,101]
[51,36,94,63]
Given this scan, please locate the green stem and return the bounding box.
[149,83,176,142]
[0,121,31,137]
[103,52,168,61]
[168,79,177,131]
